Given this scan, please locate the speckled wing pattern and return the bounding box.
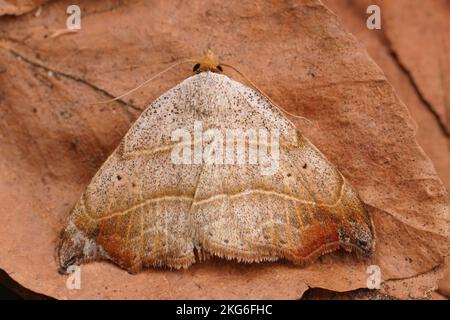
[57,72,374,273]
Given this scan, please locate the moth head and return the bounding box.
[193,49,223,74]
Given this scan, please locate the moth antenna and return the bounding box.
[221,63,313,125]
[92,59,196,105]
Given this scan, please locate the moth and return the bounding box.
[57,51,375,273]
